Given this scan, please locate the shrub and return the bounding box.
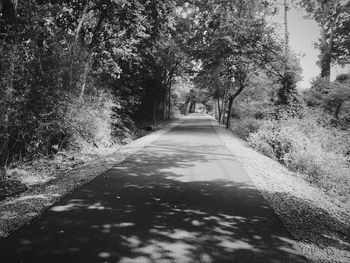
[63,90,118,153]
[230,118,262,139]
[248,114,350,199]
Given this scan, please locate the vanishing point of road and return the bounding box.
[0,116,307,263]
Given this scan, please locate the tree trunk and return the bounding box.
[70,3,90,87]
[152,102,157,124]
[167,81,171,120]
[221,99,227,125]
[79,55,92,101]
[217,97,222,123]
[320,51,331,79]
[334,101,342,119]
[284,0,289,53]
[162,91,166,121]
[0,0,17,173]
[221,95,225,125]
[319,11,337,81]
[225,80,246,129]
[226,96,234,129]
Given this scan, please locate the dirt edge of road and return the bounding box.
[0,118,184,239]
[211,118,350,263]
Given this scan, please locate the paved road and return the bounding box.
[0,117,307,263]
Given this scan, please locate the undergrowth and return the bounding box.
[231,108,350,203]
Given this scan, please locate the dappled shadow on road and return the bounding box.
[0,119,307,262]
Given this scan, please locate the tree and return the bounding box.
[305,74,350,119]
[0,0,184,170]
[186,0,298,128]
[332,13,350,65]
[299,0,350,79]
[0,0,18,172]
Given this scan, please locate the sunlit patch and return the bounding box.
[221,220,237,228]
[218,239,259,252]
[183,209,207,215]
[272,236,302,255]
[121,235,141,248]
[119,256,151,263]
[114,222,135,228]
[213,226,233,235]
[203,216,221,221]
[98,252,111,259]
[191,220,204,226]
[274,236,296,244]
[87,202,109,210]
[253,235,262,240]
[50,203,79,212]
[168,229,197,239]
[274,236,304,255]
[218,213,235,219]
[231,216,246,220]
[130,240,194,262]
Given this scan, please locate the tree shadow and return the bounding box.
[0,120,308,262]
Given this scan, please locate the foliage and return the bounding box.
[298,0,350,78]
[189,0,302,127]
[0,0,186,169]
[248,112,350,199]
[63,90,117,152]
[230,118,263,140]
[229,70,349,201]
[303,74,350,121]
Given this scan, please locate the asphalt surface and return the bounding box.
[0,117,307,263]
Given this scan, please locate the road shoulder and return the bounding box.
[0,118,183,239]
[210,118,350,263]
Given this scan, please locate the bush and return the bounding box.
[63,90,118,153]
[248,114,350,199]
[230,118,262,139]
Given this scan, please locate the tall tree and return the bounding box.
[0,0,18,171]
[186,0,296,127]
[299,0,350,79]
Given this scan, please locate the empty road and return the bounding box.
[0,117,307,263]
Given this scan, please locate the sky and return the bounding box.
[271,2,349,89]
[271,3,320,89]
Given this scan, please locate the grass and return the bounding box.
[230,109,350,204]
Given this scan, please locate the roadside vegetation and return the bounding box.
[231,85,350,203]
[221,2,350,204]
[0,0,349,241]
[182,0,349,205]
[0,1,349,261]
[0,0,191,199]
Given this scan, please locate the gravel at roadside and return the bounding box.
[211,118,350,263]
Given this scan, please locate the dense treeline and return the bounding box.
[0,0,188,171]
[194,0,349,201]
